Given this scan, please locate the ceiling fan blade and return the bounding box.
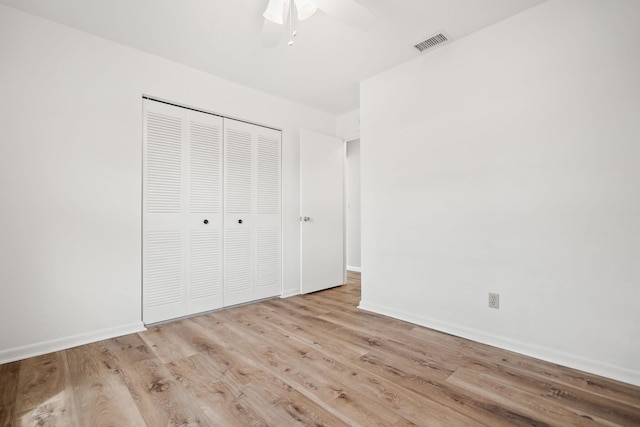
[263,0,288,24]
[314,0,375,31]
[261,19,283,47]
[294,0,318,20]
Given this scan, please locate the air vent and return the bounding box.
[413,33,449,53]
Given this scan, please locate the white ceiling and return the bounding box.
[0,0,546,115]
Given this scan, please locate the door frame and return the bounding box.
[344,135,361,275]
[339,132,361,284]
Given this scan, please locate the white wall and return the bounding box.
[0,5,336,362]
[337,109,360,140]
[360,0,640,386]
[346,139,361,271]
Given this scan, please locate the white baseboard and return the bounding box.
[347,266,361,272]
[358,300,640,387]
[0,322,147,364]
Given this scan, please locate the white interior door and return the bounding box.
[300,129,345,294]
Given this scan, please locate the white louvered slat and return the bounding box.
[189,121,221,214]
[257,135,281,214]
[225,128,252,214]
[146,111,183,213]
[225,229,253,293]
[144,231,183,307]
[189,229,222,299]
[257,228,281,289]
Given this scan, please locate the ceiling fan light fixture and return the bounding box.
[294,0,318,21]
[263,0,287,25]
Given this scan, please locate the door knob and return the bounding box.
[238,219,243,224]
[203,219,209,224]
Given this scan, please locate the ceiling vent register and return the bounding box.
[413,33,449,53]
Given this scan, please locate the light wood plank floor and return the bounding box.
[2,271,639,426]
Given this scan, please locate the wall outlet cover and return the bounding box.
[489,292,500,309]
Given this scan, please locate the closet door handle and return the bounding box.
[203,219,209,224]
[238,219,243,224]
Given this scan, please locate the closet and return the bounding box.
[142,99,281,324]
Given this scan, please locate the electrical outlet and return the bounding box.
[488,292,500,309]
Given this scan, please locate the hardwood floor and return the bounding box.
[2,271,639,426]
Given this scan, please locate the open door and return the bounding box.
[300,129,345,294]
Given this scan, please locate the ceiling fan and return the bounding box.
[261,0,375,47]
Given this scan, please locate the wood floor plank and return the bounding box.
[166,352,269,426]
[14,351,78,426]
[65,342,147,427]
[0,361,20,405]
[261,299,373,359]
[446,367,616,426]
[408,325,640,409]
[120,356,212,427]
[139,321,200,364]
[93,334,212,426]
[356,351,550,426]
[99,334,157,365]
[167,350,348,427]
[0,361,20,426]
[0,406,14,427]
[463,362,640,426]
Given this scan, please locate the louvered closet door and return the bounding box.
[143,101,185,323]
[255,127,282,300]
[224,119,281,306]
[186,109,224,315]
[143,100,223,323]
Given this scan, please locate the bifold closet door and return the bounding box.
[143,100,223,324]
[224,119,282,306]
